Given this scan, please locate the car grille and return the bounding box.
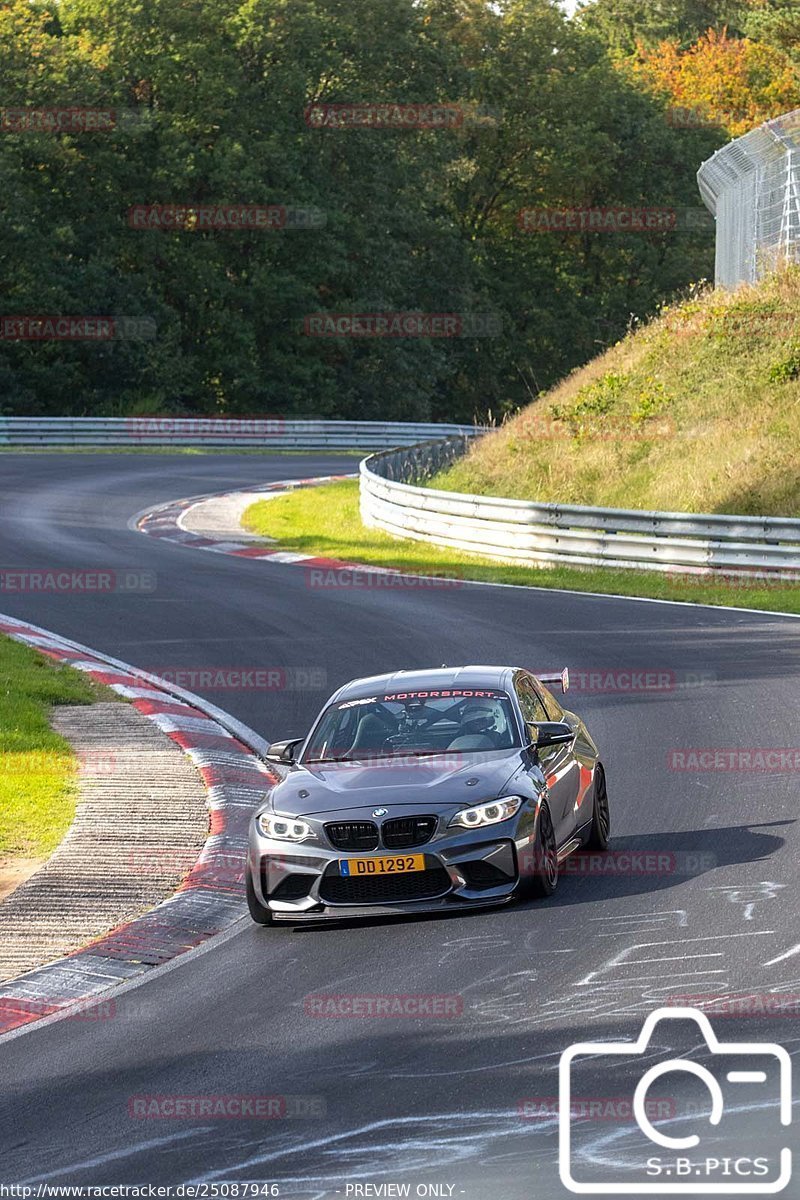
[381,815,437,849]
[319,866,452,905]
[271,873,317,901]
[324,821,379,851]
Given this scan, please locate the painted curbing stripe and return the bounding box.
[194,541,253,554]
[148,712,246,738]
[113,684,184,701]
[0,611,277,1039]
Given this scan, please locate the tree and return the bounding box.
[743,1,800,62]
[577,0,751,53]
[628,27,800,135]
[0,0,719,420]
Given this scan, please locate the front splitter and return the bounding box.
[269,892,515,922]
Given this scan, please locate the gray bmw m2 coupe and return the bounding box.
[246,665,609,924]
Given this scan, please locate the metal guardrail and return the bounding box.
[360,439,800,578]
[0,417,483,449]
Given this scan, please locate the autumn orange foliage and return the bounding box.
[629,28,800,137]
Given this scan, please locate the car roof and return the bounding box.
[331,666,519,702]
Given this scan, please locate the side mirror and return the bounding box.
[265,738,303,764]
[531,722,575,749]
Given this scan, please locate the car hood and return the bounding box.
[268,750,526,817]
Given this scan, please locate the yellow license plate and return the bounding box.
[340,854,425,877]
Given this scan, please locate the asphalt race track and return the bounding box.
[1,454,799,1199]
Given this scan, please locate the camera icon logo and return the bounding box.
[559,1006,792,1194]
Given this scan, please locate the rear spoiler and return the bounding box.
[536,667,570,695]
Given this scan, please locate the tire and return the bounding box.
[518,801,558,900]
[584,764,610,851]
[246,871,275,926]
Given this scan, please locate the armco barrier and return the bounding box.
[360,439,800,578]
[0,417,482,449]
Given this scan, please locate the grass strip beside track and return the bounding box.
[242,479,800,615]
[0,635,113,857]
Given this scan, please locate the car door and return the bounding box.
[515,673,579,846]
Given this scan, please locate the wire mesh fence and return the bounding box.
[698,109,800,288]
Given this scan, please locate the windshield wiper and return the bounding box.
[304,755,356,764]
[387,749,454,758]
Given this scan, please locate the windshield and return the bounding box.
[302,688,520,762]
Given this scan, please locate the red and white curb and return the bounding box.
[0,612,279,1037]
[133,475,401,577]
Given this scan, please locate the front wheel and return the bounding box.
[518,801,558,900]
[584,764,610,851]
[246,871,275,926]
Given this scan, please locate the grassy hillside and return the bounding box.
[434,270,800,516]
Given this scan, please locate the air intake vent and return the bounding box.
[320,866,451,905]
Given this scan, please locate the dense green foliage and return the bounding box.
[578,1,751,52]
[0,0,728,420]
[743,2,800,60]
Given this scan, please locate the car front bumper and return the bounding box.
[247,824,524,920]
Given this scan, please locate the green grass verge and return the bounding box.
[242,480,800,615]
[0,636,114,857]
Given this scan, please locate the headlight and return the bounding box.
[448,795,524,829]
[257,812,313,841]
